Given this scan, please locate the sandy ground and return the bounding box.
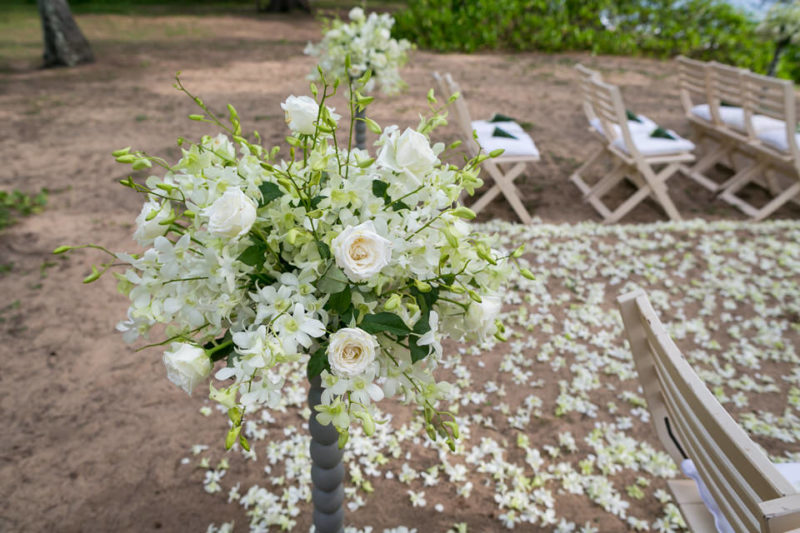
[1,11,799,533]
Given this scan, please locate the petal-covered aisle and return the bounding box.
[194,219,800,533]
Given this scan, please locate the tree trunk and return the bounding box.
[767,37,790,77]
[38,0,94,68]
[258,0,311,13]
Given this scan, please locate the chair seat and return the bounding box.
[691,104,785,133]
[476,128,540,158]
[471,119,526,135]
[757,126,800,153]
[590,115,657,136]
[612,131,695,156]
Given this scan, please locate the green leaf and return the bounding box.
[625,109,642,123]
[390,200,410,212]
[489,113,515,123]
[410,286,439,315]
[238,244,266,267]
[307,347,329,380]
[310,194,326,208]
[258,182,283,207]
[317,265,349,294]
[317,241,331,260]
[649,127,676,140]
[409,336,431,363]
[492,127,517,139]
[359,312,412,336]
[372,180,390,200]
[325,285,352,315]
[409,313,432,363]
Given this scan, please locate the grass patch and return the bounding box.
[0,189,48,230]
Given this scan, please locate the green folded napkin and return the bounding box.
[650,127,676,140]
[489,113,515,123]
[492,127,517,139]
[626,109,642,123]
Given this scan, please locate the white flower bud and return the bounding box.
[163,343,211,395]
[133,199,170,245]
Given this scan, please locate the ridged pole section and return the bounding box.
[355,107,367,151]
[308,375,345,533]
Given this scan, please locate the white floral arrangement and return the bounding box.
[58,73,531,451]
[304,7,412,95]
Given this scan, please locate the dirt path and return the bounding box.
[1,12,799,533]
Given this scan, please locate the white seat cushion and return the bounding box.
[682,459,800,533]
[691,104,714,123]
[475,127,539,158]
[690,104,785,132]
[471,119,526,135]
[681,459,734,533]
[590,114,657,136]
[757,126,800,153]
[612,130,695,156]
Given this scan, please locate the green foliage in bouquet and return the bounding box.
[57,70,530,452]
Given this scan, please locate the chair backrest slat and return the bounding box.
[618,290,798,533]
[644,325,770,531]
[575,63,602,124]
[435,73,482,157]
[742,71,800,165]
[709,62,746,106]
[587,78,639,159]
[677,56,711,116]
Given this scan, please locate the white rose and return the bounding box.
[332,221,392,282]
[281,95,319,135]
[377,127,439,179]
[133,199,171,245]
[349,7,365,21]
[163,343,212,395]
[466,295,502,341]
[327,327,378,378]
[205,187,256,239]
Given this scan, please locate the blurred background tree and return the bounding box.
[37,0,94,67]
[758,0,800,75]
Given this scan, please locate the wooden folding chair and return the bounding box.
[432,71,540,224]
[577,78,695,223]
[571,63,658,202]
[676,56,736,192]
[718,71,800,220]
[684,61,785,195]
[618,289,800,533]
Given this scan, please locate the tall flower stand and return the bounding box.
[308,375,345,533]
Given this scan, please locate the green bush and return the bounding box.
[395,0,782,79]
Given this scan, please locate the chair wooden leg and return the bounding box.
[584,161,626,200]
[648,164,682,221]
[569,144,607,185]
[718,161,768,198]
[483,161,533,224]
[683,140,733,192]
[604,185,653,224]
[751,182,800,221]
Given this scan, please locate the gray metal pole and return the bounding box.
[308,375,345,533]
[355,107,367,151]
